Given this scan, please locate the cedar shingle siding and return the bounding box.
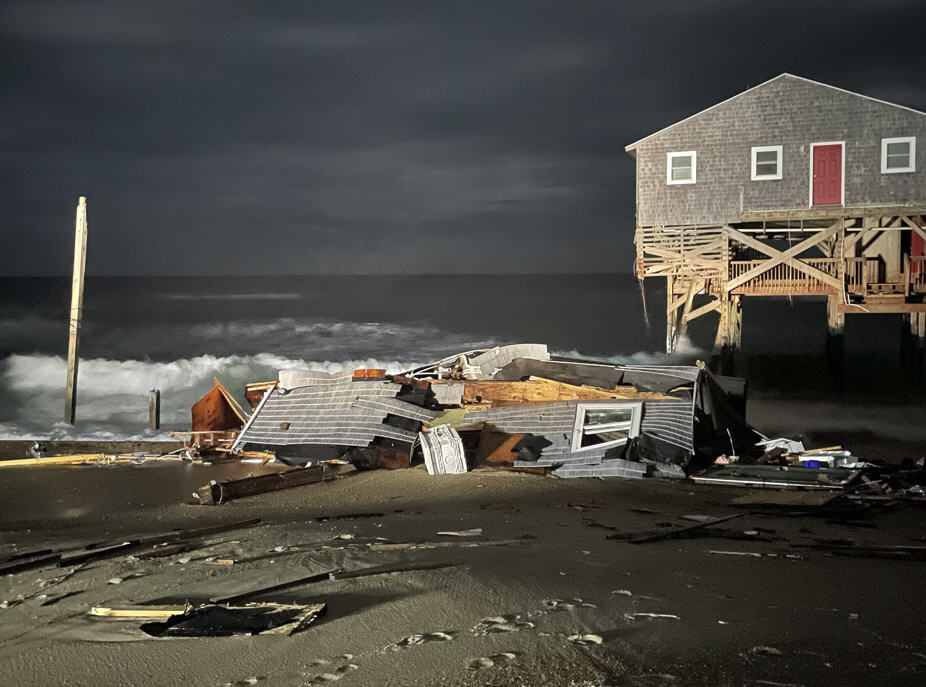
[627,75,926,227]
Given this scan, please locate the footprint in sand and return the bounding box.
[309,664,359,683]
[468,652,519,671]
[542,598,597,612]
[472,616,535,635]
[396,631,455,647]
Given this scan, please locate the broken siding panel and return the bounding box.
[237,379,422,448]
[640,399,695,452]
[278,370,354,388]
[351,397,438,422]
[553,460,647,479]
[620,365,700,382]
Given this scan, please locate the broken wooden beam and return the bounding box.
[211,569,340,605]
[195,466,330,505]
[368,538,531,551]
[89,604,190,619]
[627,514,743,544]
[0,553,63,575]
[330,561,462,580]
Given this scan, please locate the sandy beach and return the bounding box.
[1,433,924,687]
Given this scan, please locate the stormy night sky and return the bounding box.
[2,1,925,276]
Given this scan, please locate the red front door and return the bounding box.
[812,144,842,205]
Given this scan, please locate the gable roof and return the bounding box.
[625,73,926,152]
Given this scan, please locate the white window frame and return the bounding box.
[570,401,643,453]
[881,136,916,174]
[666,151,696,185]
[751,145,783,181]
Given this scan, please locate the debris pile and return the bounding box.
[228,343,764,480]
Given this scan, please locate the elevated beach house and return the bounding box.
[627,74,926,375]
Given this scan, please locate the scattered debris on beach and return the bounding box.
[5,343,926,515]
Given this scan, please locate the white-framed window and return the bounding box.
[751,145,783,180]
[570,402,642,453]
[881,136,916,173]
[666,151,696,185]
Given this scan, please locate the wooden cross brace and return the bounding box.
[724,223,843,293]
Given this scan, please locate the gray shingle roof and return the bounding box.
[236,379,433,448]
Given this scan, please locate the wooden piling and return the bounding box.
[148,389,161,430]
[64,197,88,425]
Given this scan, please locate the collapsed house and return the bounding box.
[227,344,762,479]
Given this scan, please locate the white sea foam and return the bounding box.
[0,352,421,440]
[553,336,703,366]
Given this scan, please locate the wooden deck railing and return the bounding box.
[911,256,926,294]
[728,258,839,295]
[845,257,882,295]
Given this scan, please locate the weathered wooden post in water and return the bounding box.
[64,196,88,424]
[148,389,161,430]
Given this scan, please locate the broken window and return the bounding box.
[667,151,696,185]
[572,402,642,452]
[881,137,915,173]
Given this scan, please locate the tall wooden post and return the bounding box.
[148,389,161,430]
[64,197,88,424]
[712,295,742,375]
[676,280,699,343]
[665,275,676,354]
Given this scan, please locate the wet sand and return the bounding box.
[1,444,925,687]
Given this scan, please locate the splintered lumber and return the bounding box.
[0,553,63,575]
[455,377,669,406]
[196,466,331,504]
[58,519,263,567]
[0,453,185,468]
[791,543,926,560]
[628,514,743,544]
[368,538,531,551]
[0,548,53,565]
[58,542,137,566]
[211,569,340,605]
[330,561,462,580]
[89,604,190,619]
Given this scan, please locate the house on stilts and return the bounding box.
[626,73,926,379]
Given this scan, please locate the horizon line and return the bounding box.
[0,270,636,279]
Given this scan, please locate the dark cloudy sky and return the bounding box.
[2,1,925,276]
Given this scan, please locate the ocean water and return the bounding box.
[0,274,920,440]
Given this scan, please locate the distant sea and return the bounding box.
[0,274,920,440]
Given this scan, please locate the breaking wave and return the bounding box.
[0,352,422,440]
[553,335,703,365]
